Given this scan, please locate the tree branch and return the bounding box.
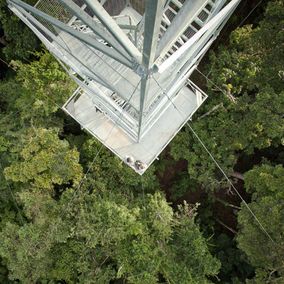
[198,103,223,120]
[216,218,237,234]
[231,172,244,181]
[0,36,7,46]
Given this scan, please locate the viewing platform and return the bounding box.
[63,80,207,174]
[8,0,240,173]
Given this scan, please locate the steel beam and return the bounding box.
[9,0,133,68]
[174,3,237,80]
[156,0,241,73]
[142,0,166,68]
[138,0,165,141]
[10,2,120,96]
[170,0,240,81]
[98,0,107,5]
[155,0,205,60]
[164,0,172,9]
[57,0,132,61]
[157,0,241,107]
[170,28,217,80]
[118,24,137,30]
[13,3,133,100]
[84,0,142,63]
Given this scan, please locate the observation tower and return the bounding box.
[8,0,240,174]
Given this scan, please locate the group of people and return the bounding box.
[125,156,146,171]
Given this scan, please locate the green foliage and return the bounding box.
[0,51,76,132]
[162,203,221,284]
[208,0,284,94]
[81,137,159,193]
[4,127,83,191]
[168,172,199,201]
[244,164,284,199]
[0,0,39,60]
[214,234,254,284]
[0,259,13,284]
[12,51,76,126]
[170,118,236,189]
[0,188,220,283]
[237,164,284,283]
[170,0,284,189]
[0,78,23,113]
[0,1,283,283]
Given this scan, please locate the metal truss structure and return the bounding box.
[8,0,241,174]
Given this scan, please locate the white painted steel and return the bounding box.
[157,0,241,73]
[9,0,240,173]
[63,81,206,174]
[156,0,207,60]
[84,0,142,63]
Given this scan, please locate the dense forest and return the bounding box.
[0,0,283,283]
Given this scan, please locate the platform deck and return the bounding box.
[63,84,201,174]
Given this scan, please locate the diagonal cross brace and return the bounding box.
[57,0,138,63]
[155,0,207,61]
[9,1,133,99]
[156,0,241,73]
[84,0,142,63]
[9,0,133,68]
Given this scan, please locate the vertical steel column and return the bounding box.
[9,0,133,67]
[155,0,205,60]
[84,0,142,63]
[57,0,131,60]
[137,0,165,141]
[156,0,241,73]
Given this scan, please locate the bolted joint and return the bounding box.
[134,64,148,79]
[133,63,158,79]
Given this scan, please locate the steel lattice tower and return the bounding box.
[8,0,240,174]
